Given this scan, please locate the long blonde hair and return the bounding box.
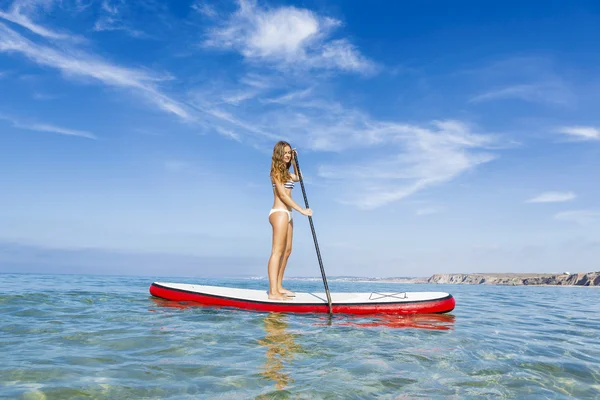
[270,141,292,184]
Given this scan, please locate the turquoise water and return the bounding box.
[1,273,600,399]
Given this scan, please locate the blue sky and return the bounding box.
[1,0,599,278]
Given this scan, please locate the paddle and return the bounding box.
[292,150,333,315]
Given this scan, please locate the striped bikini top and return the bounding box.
[272,180,295,190]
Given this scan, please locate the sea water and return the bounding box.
[1,273,599,399]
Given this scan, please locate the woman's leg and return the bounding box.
[268,211,290,300]
[277,219,295,296]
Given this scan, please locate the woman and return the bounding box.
[267,141,312,300]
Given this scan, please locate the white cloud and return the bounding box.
[0,22,189,119]
[204,0,376,74]
[0,0,82,41]
[555,210,600,225]
[556,126,600,141]
[317,39,372,72]
[0,114,97,139]
[527,191,576,203]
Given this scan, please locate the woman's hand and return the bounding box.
[291,148,303,180]
[301,208,313,217]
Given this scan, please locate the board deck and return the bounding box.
[149,282,456,315]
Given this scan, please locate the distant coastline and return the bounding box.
[286,272,600,286]
[425,272,600,286]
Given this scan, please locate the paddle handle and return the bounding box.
[292,150,333,315]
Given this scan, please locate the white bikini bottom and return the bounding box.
[269,208,292,222]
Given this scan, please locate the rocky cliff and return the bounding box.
[427,272,600,286]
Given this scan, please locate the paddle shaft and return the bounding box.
[292,151,333,315]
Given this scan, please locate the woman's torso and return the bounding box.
[271,180,294,210]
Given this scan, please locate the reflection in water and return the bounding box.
[257,313,301,390]
[149,298,455,331]
[336,313,456,330]
[149,297,223,311]
[149,298,189,310]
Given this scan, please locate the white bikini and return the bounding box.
[270,180,295,222]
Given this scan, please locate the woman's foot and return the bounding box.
[279,288,296,297]
[268,292,291,301]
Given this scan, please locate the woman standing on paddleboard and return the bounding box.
[268,141,312,301]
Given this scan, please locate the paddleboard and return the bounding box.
[149,282,455,315]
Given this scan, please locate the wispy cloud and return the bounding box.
[317,120,499,209]
[465,56,574,106]
[215,126,242,142]
[203,0,376,75]
[93,18,150,38]
[187,81,281,140]
[74,0,93,13]
[0,0,82,41]
[93,0,151,39]
[188,69,503,209]
[23,122,97,139]
[527,191,576,203]
[554,210,600,225]
[239,72,279,90]
[193,105,280,141]
[32,92,60,100]
[470,82,571,105]
[220,89,260,105]
[192,1,217,18]
[0,22,189,119]
[0,113,97,139]
[555,126,600,141]
[1,1,501,210]
[101,0,118,15]
[263,87,313,104]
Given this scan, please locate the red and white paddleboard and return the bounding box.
[149,282,455,315]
